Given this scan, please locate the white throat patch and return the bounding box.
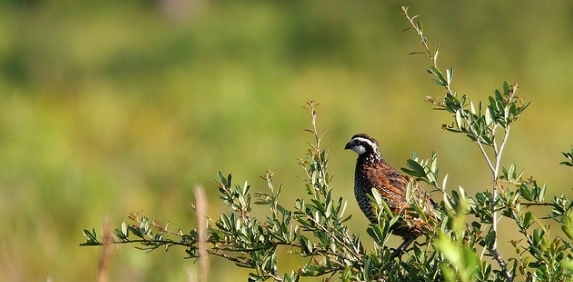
[351,136,379,156]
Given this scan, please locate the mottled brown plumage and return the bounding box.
[345,133,435,254]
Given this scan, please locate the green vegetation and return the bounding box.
[2,1,573,281]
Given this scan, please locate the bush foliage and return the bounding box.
[82,6,573,282]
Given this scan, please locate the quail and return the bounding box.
[345,133,435,256]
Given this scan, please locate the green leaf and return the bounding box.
[446,67,453,85]
[561,210,573,240]
[485,107,493,126]
[508,163,516,180]
[522,212,533,230]
[415,20,423,33]
[404,159,426,177]
[455,110,463,129]
[432,78,445,87]
[562,259,573,272]
[441,173,449,191]
[435,234,478,282]
[83,228,99,244]
[363,256,373,280]
[503,81,511,94]
[366,225,384,243]
[520,183,533,202]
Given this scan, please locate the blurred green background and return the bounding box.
[1,0,573,280]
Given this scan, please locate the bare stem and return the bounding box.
[401,6,453,96]
[303,100,321,147]
[303,213,362,262]
[97,218,113,282]
[402,6,496,172]
[194,186,209,282]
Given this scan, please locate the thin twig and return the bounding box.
[401,6,453,96]
[402,6,497,173]
[489,96,515,282]
[520,202,552,207]
[301,212,362,262]
[209,249,284,281]
[402,6,514,281]
[467,120,496,172]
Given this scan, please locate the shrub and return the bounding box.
[82,6,573,282]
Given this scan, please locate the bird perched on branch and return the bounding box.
[345,133,435,257]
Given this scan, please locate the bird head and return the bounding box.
[344,133,381,158]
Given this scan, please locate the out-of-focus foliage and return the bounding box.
[1,1,573,281]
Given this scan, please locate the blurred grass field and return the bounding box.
[1,1,573,280]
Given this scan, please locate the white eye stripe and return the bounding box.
[352,137,379,152]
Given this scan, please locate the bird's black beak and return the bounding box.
[344,142,352,150]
